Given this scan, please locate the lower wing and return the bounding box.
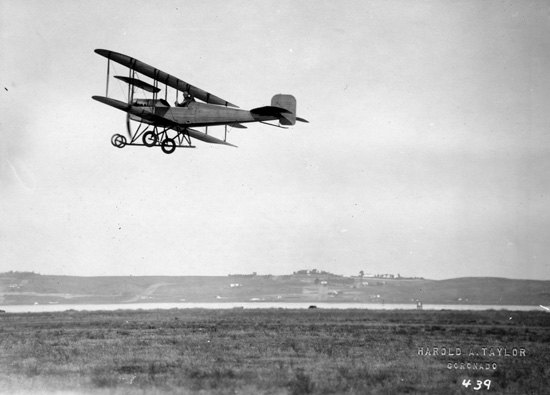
[92,96,236,147]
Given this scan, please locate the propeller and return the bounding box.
[126,111,132,140]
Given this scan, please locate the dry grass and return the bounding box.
[0,309,548,394]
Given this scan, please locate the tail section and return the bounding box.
[250,94,309,125]
[271,94,297,125]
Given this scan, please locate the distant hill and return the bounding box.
[1,272,549,306]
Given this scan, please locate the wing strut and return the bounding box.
[105,59,110,97]
[126,68,135,139]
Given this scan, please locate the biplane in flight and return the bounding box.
[92,49,308,154]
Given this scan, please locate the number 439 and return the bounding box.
[462,379,491,390]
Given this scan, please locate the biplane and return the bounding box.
[92,49,308,154]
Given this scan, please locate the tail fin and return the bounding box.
[271,94,297,125]
[250,94,308,125]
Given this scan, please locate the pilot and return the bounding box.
[175,92,195,107]
[183,91,195,105]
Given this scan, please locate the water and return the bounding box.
[0,302,543,313]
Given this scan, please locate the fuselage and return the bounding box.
[130,100,277,128]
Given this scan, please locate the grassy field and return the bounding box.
[2,272,550,305]
[0,308,549,394]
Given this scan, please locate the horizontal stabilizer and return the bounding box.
[250,106,291,116]
[114,76,160,93]
[296,117,309,123]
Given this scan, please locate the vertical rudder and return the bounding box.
[271,94,296,125]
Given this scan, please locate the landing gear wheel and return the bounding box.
[161,138,176,154]
[111,134,127,148]
[143,131,158,147]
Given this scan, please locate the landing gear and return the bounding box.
[142,130,158,147]
[111,134,127,148]
[161,138,176,154]
[111,125,194,154]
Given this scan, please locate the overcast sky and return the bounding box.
[1,0,549,280]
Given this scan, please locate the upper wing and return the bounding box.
[95,49,238,108]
